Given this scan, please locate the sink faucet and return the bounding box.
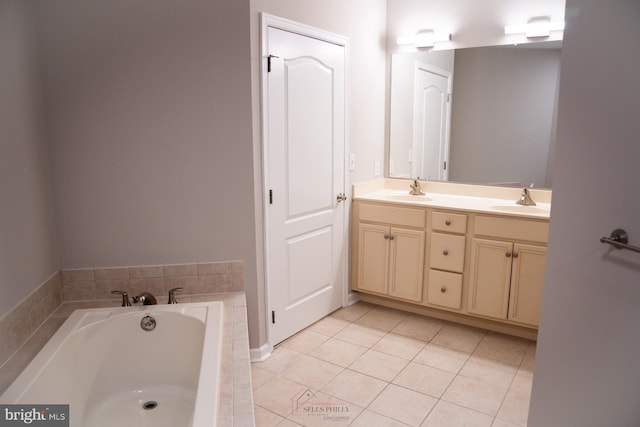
[132,292,157,305]
[516,188,536,206]
[409,178,425,195]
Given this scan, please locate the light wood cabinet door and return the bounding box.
[389,227,425,302]
[508,243,547,326]
[468,238,513,320]
[357,223,390,295]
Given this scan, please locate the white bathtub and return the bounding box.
[0,301,223,427]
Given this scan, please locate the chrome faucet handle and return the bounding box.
[168,287,183,304]
[111,290,132,307]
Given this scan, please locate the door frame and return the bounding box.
[259,13,350,351]
[412,61,452,181]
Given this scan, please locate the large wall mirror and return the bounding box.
[388,41,561,188]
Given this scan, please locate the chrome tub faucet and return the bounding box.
[132,292,157,305]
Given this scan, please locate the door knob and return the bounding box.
[336,193,347,202]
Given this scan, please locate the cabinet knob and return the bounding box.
[384,234,389,240]
[443,250,449,256]
[389,235,395,241]
[506,252,512,258]
[440,287,447,293]
[445,220,451,226]
[512,252,519,258]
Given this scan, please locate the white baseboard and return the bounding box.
[250,343,271,363]
[346,291,360,307]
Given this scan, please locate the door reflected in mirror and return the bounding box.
[388,41,561,188]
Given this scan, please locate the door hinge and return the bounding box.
[271,310,276,324]
[269,189,273,204]
[447,93,452,103]
[443,161,447,170]
[267,54,279,73]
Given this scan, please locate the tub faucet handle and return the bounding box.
[111,290,132,307]
[168,287,183,304]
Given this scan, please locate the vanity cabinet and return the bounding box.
[352,195,550,337]
[426,211,467,310]
[467,216,548,327]
[355,203,426,303]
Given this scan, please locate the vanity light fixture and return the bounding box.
[397,30,452,48]
[504,18,565,39]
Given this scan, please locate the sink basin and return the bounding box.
[385,194,432,202]
[491,205,550,215]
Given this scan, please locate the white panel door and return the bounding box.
[413,65,451,181]
[264,23,346,345]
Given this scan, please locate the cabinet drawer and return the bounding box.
[429,232,465,273]
[474,215,549,243]
[427,270,462,309]
[431,211,467,234]
[359,203,426,228]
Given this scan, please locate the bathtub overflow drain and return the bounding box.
[142,401,158,410]
[140,315,156,331]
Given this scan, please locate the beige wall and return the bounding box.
[0,0,59,318]
[35,0,260,343]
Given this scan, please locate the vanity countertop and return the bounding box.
[353,179,551,220]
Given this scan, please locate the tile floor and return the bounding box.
[252,302,535,427]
